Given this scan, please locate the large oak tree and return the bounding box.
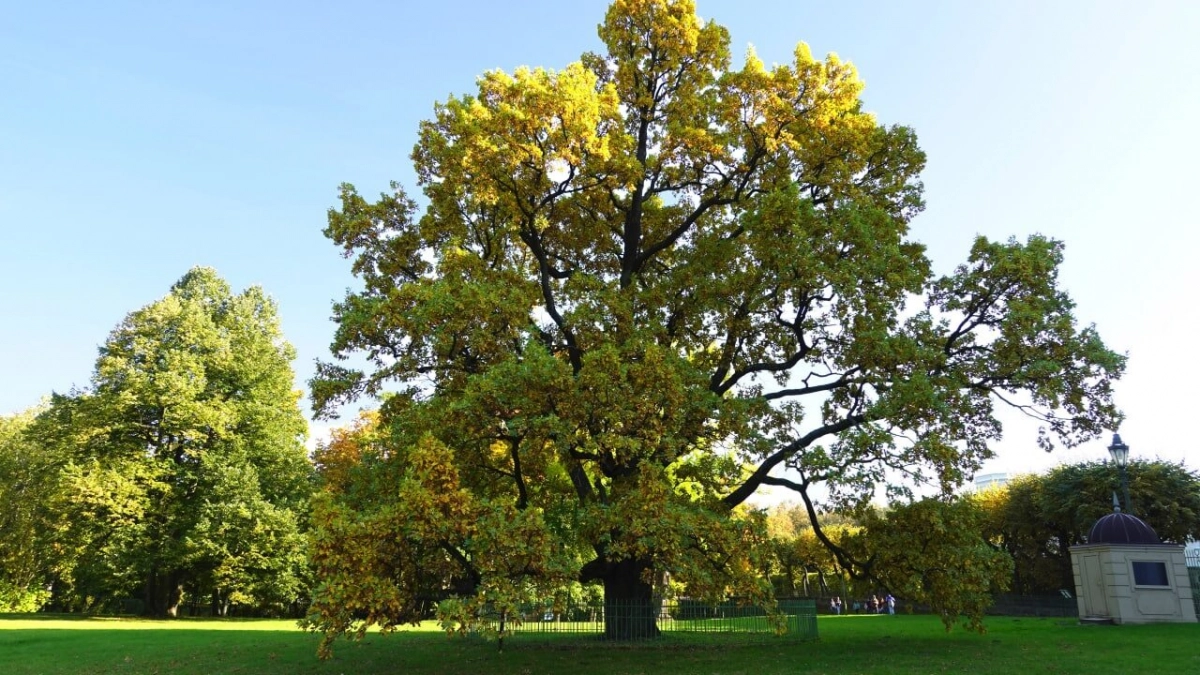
[307,0,1123,647]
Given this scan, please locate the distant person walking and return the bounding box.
[885,594,896,615]
[829,596,842,615]
[868,595,879,614]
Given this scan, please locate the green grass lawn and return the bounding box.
[1,613,1196,674]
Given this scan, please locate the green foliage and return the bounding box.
[306,0,1123,649]
[976,459,1200,594]
[35,267,313,616]
[760,503,859,597]
[850,498,1013,631]
[0,406,59,612]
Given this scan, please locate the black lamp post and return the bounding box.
[1107,433,1132,515]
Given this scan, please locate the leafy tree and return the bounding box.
[309,408,486,631]
[977,460,1200,594]
[850,497,1012,630]
[311,409,385,497]
[975,476,1067,594]
[40,267,312,617]
[0,406,60,611]
[306,0,1123,647]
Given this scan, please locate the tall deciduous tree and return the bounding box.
[0,406,60,612]
[306,0,1123,647]
[42,267,312,617]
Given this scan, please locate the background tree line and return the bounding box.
[0,268,313,617]
[757,460,1200,603]
[976,460,1200,594]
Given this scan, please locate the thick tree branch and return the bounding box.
[619,108,654,289]
[518,227,584,373]
[567,460,596,504]
[440,541,481,588]
[509,436,529,511]
[723,413,868,508]
[763,371,861,401]
[713,344,811,396]
[762,475,873,579]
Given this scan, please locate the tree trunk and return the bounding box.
[165,584,182,618]
[162,570,183,617]
[144,570,164,617]
[142,569,184,618]
[602,558,661,640]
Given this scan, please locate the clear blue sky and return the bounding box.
[2,1,1197,479]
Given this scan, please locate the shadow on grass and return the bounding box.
[0,614,309,631]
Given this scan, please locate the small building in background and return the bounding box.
[973,472,1009,491]
[1070,508,1197,624]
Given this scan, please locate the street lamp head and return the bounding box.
[1107,433,1129,467]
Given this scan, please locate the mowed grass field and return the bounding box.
[1,613,1197,675]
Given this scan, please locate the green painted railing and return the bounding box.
[469,597,818,646]
[1186,551,1200,619]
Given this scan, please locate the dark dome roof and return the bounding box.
[1088,511,1161,545]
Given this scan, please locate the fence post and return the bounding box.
[1185,551,1200,620]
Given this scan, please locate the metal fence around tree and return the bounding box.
[466,597,817,646]
[1186,550,1200,619]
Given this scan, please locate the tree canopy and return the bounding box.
[0,405,60,612]
[306,0,1123,648]
[37,267,313,617]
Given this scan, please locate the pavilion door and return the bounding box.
[1082,555,1108,617]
